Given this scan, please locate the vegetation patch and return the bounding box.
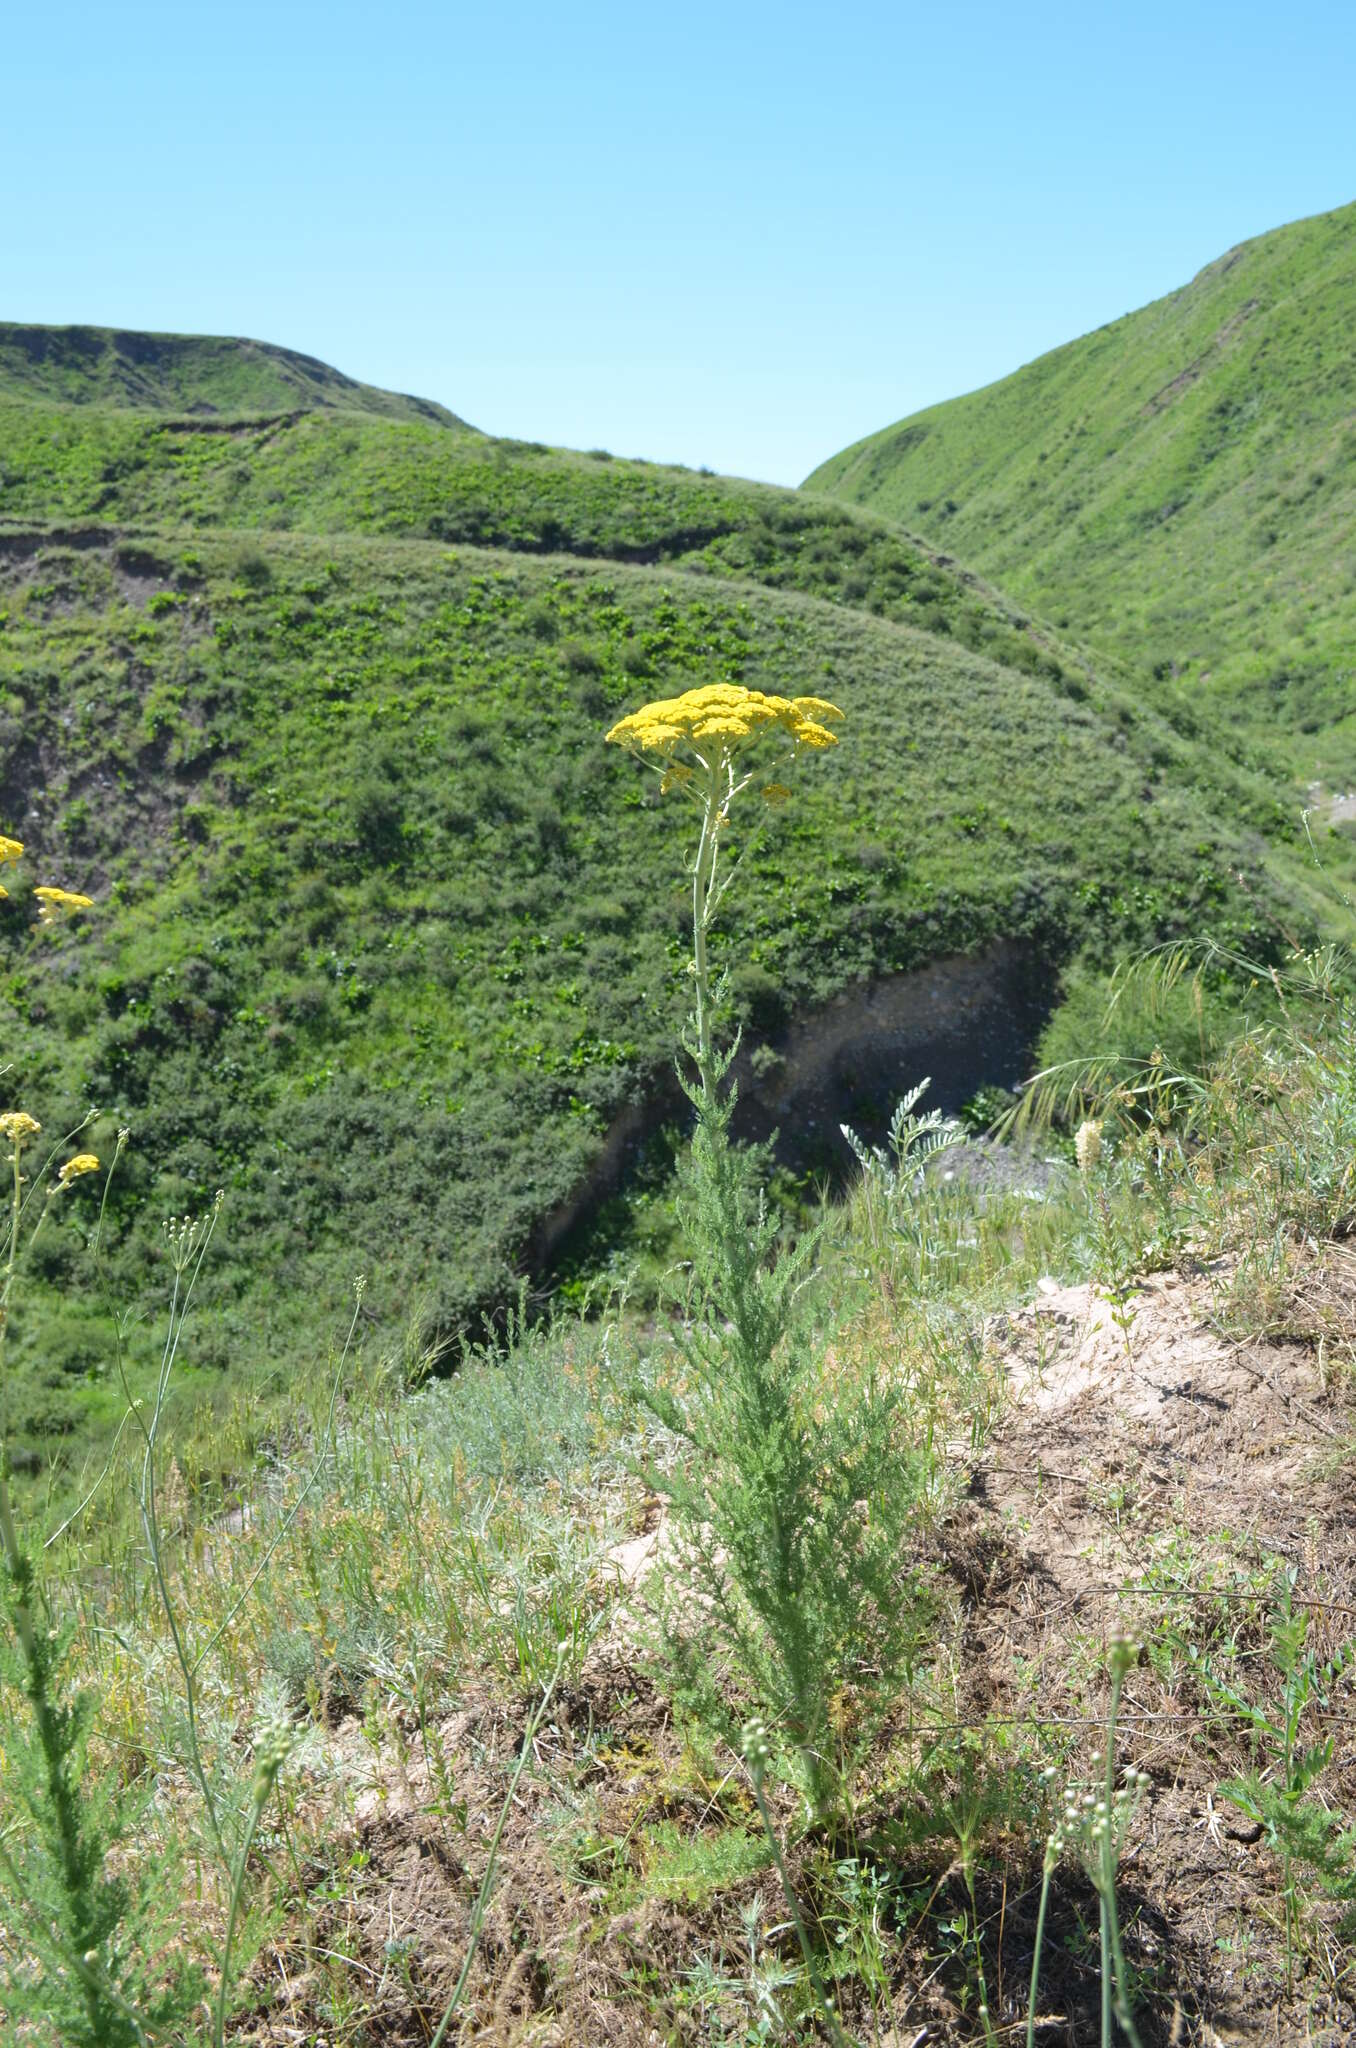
[807,199,1356,781]
[0,484,1324,1470]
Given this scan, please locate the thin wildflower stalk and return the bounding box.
[1026,1828,1059,2048]
[117,1196,232,1871]
[1049,1637,1148,2048]
[1100,1643,1146,2048]
[213,1721,292,2048]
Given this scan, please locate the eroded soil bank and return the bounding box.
[536,938,1052,1272]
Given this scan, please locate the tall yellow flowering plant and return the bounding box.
[0,832,287,2045]
[0,838,99,1615]
[606,685,928,1832]
[605,683,841,1105]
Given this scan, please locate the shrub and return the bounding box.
[231,547,272,590]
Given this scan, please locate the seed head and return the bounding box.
[1074,1118,1103,1175]
[741,1717,772,1776]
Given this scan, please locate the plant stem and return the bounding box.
[135,1244,230,1872]
[0,1137,33,1655]
[749,1769,852,2048]
[961,1841,998,2047]
[690,764,721,1107]
[213,1770,274,2048]
[1100,1655,1145,2048]
[1026,1849,1054,2048]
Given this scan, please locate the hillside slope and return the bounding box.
[0,348,1340,1473]
[0,391,1097,686]
[0,322,468,426]
[806,200,1356,773]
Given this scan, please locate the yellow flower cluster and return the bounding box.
[0,1111,41,1145]
[55,1153,100,1188]
[34,887,94,923]
[606,684,843,761]
[0,833,96,918]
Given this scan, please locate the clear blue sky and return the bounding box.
[9,2,1355,484]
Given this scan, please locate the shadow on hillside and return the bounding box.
[534,937,1054,1282]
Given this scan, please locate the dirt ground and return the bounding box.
[954,1259,1356,2047]
[238,1258,1356,2046]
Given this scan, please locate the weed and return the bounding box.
[839,1078,963,1291]
[1187,1575,1356,1986]
[1034,1637,1150,2048]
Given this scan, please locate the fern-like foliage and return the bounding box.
[839,1079,963,1280]
[642,1045,933,1821]
[840,1078,962,1196]
[0,1550,206,2046]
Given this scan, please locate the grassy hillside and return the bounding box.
[0,390,1112,682]
[9,968,1356,2046]
[0,322,468,426]
[0,347,1341,1478]
[807,200,1356,776]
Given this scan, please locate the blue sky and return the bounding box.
[9,2,1355,483]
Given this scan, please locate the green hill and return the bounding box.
[0,332,1339,1476]
[806,199,1356,777]
[0,322,468,426]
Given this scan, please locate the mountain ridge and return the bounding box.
[0,320,469,427]
[805,198,1356,776]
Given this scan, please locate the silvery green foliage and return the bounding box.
[840,1079,963,1201]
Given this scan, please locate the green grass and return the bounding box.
[1,327,1352,1477]
[8,975,1356,2043]
[6,523,1304,1475]
[0,387,1118,687]
[806,198,1356,780]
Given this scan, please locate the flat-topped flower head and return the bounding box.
[606,683,844,779]
[34,887,94,924]
[0,1111,41,1146]
[54,1152,100,1190]
[0,836,23,867]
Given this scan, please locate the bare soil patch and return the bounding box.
[954,1260,1356,2045]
